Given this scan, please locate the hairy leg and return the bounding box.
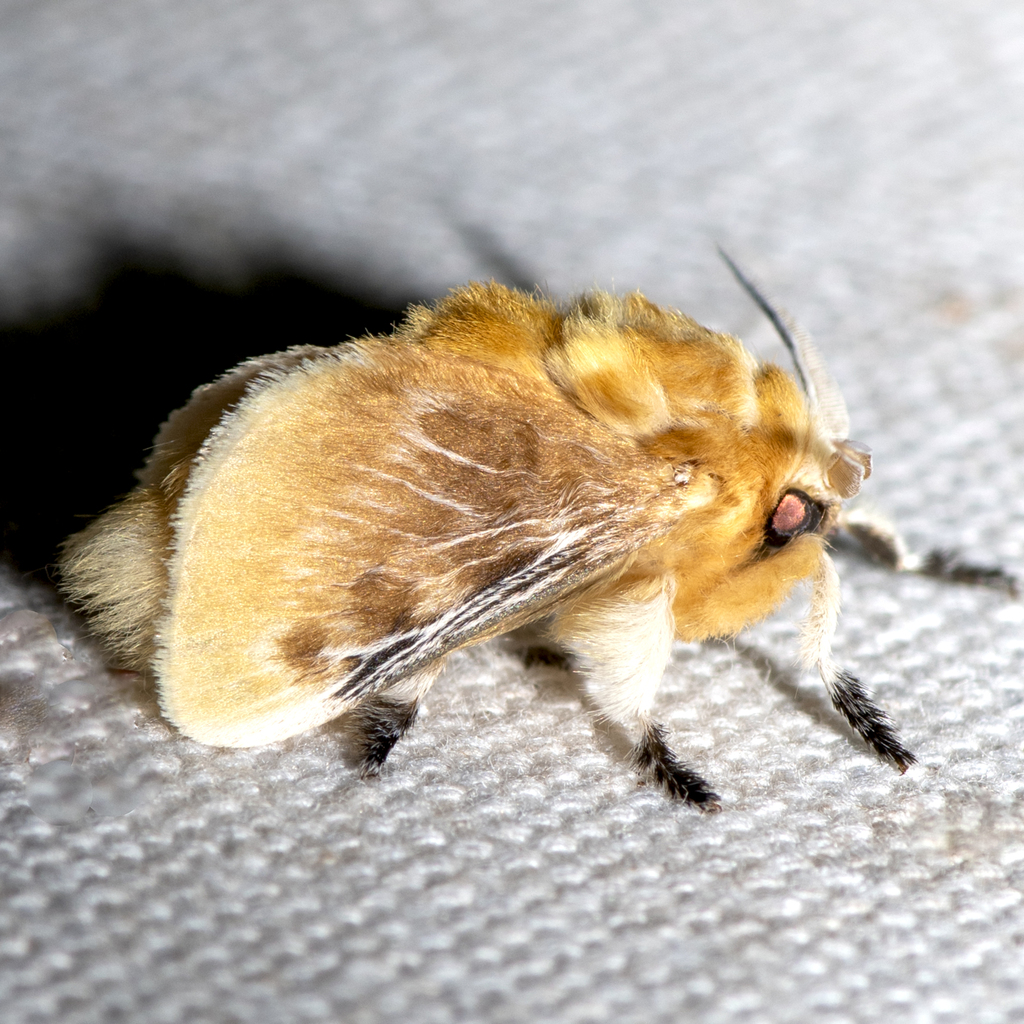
[630,722,720,809]
[552,576,720,810]
[351,695,422,776]
[823,669,916,771]
[349,669,440,777]
[803,552,916,771]
[839,507,1018,596]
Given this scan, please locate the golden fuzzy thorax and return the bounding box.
[60,282,850,773]
[409,285,839,639]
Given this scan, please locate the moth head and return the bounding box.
[703,251,871,684]
[616,259,868,661]
[542,274,864,659]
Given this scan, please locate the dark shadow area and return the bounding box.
[1,266,413,577]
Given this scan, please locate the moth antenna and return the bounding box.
[717,247,851,441]
[800,553,915,770]
[718,246,811,395]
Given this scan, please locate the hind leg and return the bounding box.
[349,668,441,777]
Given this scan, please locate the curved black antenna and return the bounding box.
[716,245,811,397]
[716,246,856,460]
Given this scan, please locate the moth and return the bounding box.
[62,257,988,810]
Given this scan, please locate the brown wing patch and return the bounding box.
[277,620,360,681]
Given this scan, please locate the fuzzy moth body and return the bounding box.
[61,278,916,808]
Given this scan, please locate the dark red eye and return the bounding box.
[765,490,823,548]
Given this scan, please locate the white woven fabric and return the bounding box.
[3,2,1024,1021]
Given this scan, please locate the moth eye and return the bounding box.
[765,490,824,548]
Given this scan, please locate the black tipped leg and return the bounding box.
[351,696,420,777]
[839,512,1019,598]
[827,671,916,772]
[919,549,1020,598]
[631,722,721,811]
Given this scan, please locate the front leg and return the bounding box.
[551,576,720,811]
[838,507,1018,596]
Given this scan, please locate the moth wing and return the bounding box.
[58,345,335,672]
[158,341,690,746]
[139,344,330,493]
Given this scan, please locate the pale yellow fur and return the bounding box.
[552,575,678,727]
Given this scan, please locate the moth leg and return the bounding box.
[504,623,573,671]
[630,721,721,808]
[916,550,1019,597]
[835,507,907,570]
[805,552,916,771]
[838,507,1018,596]
[551,577,721,811]
[349,669,440,778]
[820,666,917,772]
